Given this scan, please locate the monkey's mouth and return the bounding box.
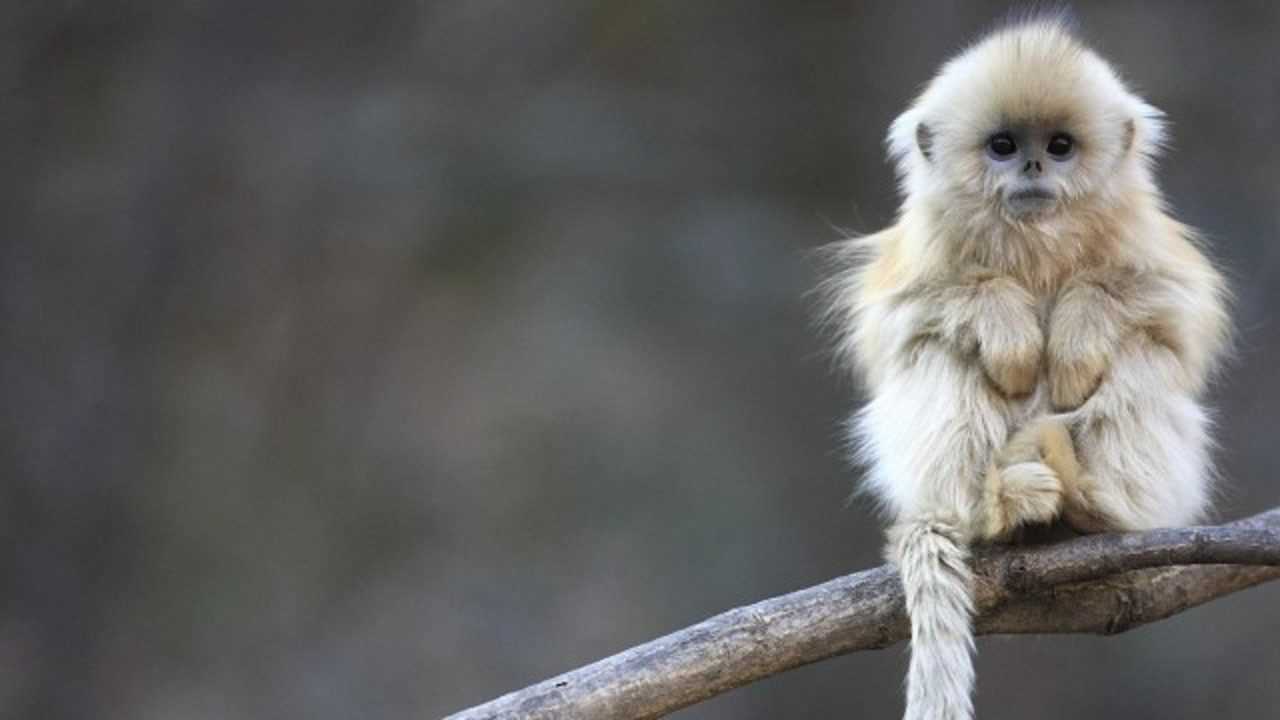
[1008,187,1055,201]
[1004,187,1058,215]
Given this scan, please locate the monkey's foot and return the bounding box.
[1059,471,1113,534]
[1030,419,1081,482]
[981,461,1063,541]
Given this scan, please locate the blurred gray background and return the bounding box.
[4,2,1278,718]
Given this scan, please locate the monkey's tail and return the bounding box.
[890,514,976,720]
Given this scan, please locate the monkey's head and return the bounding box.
[888,18,1164,225]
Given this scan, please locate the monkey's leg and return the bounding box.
[1062,337,1213,532]
[979,417,1076,541]
[857,345,1055,542]
[861,346,1055,720]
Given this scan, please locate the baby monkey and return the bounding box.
[822,17,1230,720]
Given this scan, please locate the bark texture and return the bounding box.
[446,509,1280,720]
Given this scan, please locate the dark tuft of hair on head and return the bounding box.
[992,3,1080,36]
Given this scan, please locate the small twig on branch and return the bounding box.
[445,508,1280,720]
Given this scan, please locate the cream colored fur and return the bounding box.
[821,18,1230,720]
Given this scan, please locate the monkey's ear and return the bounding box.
[916,123,934,161]
[1122,119,1136,154]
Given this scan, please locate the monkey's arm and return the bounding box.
[882,275,1044,398]
[1045,270,1135,411]
[1047,260,1227,410]
[1046,254,1228,533]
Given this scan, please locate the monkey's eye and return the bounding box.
[1047,133,1074,158]
[988,133,1017,158]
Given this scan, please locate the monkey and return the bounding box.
[819,16,1230,720]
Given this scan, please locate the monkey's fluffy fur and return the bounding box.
[822,18,1229,720]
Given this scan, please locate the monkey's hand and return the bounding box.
[1047,273,1131,411]
[969,278,1043,398]
[900,276,1041,396]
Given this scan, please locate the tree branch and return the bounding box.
[445,508,1280,720]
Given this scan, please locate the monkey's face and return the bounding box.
[891,24,1161,227]
[982,124,1079,218]
[920,105,1139,225]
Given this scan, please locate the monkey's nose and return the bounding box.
[1023,159,1043,175]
